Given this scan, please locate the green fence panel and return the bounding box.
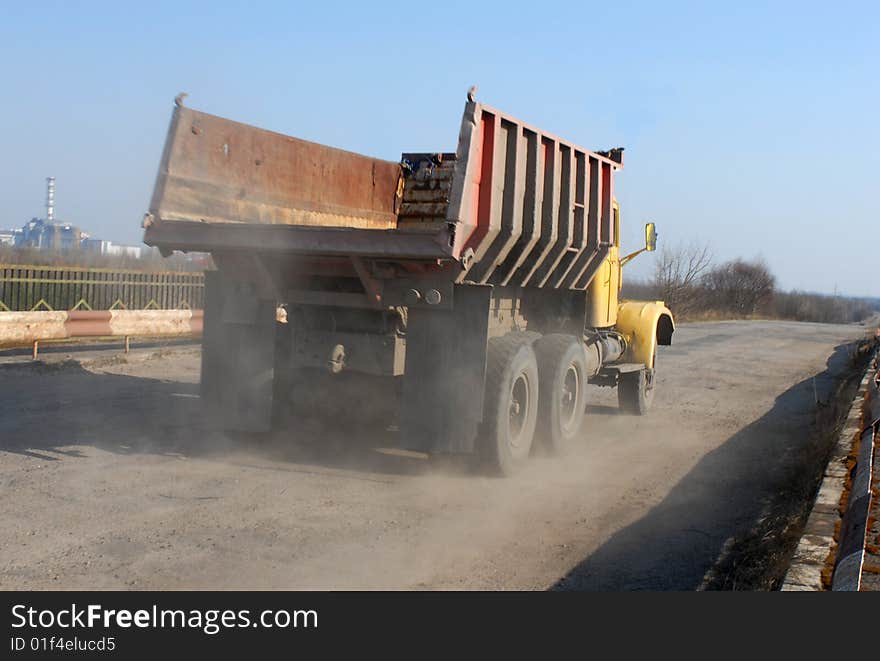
[0,264,205,311]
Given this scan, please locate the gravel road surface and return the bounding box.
[0,321,869,589]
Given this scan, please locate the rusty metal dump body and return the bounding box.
[150,106,402,230]
[145,97,622,292]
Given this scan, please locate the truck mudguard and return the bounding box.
[615,300,674,369]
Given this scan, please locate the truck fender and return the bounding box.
[615,300,675,369]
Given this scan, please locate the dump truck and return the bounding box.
[143,89,674,475]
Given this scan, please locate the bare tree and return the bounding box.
[702,258,775,316]
[643,242,873,323]
[651,242,713,314]
[771,289,875,323]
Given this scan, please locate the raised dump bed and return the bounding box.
[145,91,623,292]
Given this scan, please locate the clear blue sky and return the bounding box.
[1,1,877,295]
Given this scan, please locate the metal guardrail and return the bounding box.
[0,264,204,311]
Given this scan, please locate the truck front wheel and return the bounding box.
[534,334,588,454]
[618,366,655,415]
[478,334,540,476]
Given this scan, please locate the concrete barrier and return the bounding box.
[0,309,203,356]
[782,348,878,591]
[832,372,879,590]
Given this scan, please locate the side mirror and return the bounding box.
[645,222,657,252]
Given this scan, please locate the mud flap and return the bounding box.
[400,285,491,454]
[201,270,277,432]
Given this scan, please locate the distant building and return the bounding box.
[3,219,156,257]
[6,177,158,258]
[16,218,84,251]
[82,238,152,259]
[16,218,43,247]
[0,228,20,246]
[81,238,112,254]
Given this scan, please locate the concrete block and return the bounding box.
[782,561,824,591]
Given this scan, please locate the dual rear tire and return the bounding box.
[478,335,541,476]
[534,334,589,455]
[478,333,587,476]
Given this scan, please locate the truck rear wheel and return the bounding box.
[534,334,588,454]
[618,366,655,415]
[478,334,540,476]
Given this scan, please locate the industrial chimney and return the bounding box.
[46,176,55,224]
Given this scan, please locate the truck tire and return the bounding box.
[534,334,588,454]
[478,334,540,476]
[618,366,655,415]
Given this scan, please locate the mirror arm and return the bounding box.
[619,247,646,267]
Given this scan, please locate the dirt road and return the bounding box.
[0,321,870,590]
